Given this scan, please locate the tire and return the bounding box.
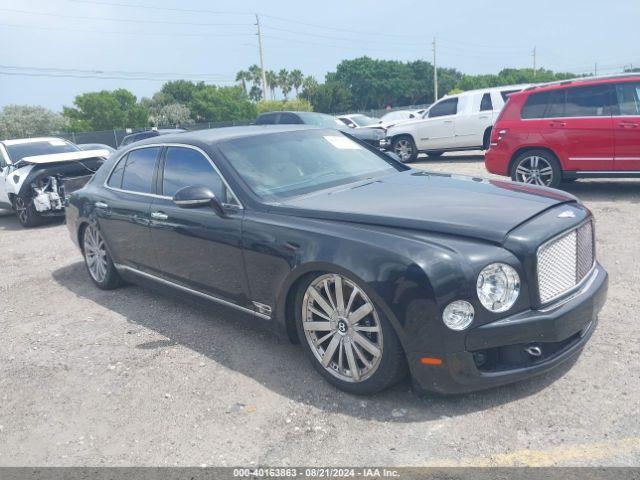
[482,128,492,150]
[392,136,417,163]
[510,149,562,188]
[427,151,444,158]
[13,195,42,228]
[295,272,407,394]
[82,224,122,290]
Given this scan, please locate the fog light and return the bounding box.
[442,300,474,331]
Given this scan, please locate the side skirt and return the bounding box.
[113,263,271,320]
[564,170,640,179]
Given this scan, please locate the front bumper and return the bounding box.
[411,263,608,394]
[379,138,392,151]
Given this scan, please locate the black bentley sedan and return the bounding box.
[66,125,608,395]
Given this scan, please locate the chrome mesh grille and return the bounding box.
[537,221,594,304]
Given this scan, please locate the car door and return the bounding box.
[613,80,640,170]
[453,93,489,148]
[147,145,247,304]
[537,85,615,171]
[416,97,458,150]
[97,146,161,269]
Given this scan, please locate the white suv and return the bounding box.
[383,85,529,162]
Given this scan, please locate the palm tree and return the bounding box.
[278,68,291,99]
[265,70,278,100]
[290,69,303,97]
[302,75,318,100]
[235,70,250,94]
[249,64,266,98]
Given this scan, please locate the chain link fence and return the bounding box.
[48,104,431,149]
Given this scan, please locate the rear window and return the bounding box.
[500,90,520,102]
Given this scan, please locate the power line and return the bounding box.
[0,70,234,82]
[0,64,233,79]
[0,21,254,38]
[0,7,250,27]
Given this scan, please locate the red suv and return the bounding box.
[485,75,640,187]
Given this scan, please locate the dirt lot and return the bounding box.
[1,153,639,466]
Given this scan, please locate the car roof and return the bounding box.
[514,73,640,96]
[1,136,68,146]
[442,84,531,99]
[131,125,323,147]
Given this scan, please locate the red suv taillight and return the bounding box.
[490,128,508,147]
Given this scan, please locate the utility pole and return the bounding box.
[432,37,438,101]
[532,46,537,77]
[594,62,598,76]
[255,14,268,100]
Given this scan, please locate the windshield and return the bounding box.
[5,139,79,163]
[219,130,403,201]
[296,112,344,128]
[350,114,379,126]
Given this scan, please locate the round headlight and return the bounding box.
[442,300,475,331]
[476,263,520,313]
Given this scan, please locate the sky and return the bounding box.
[0,0,638,111]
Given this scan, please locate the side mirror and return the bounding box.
[173,185,224,216]
[385,151,402,162]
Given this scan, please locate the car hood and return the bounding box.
[275,170,576,243]
[15,149,110,166]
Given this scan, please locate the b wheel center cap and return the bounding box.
[336,318,349,336]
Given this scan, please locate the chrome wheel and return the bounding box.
[393,138,413,162]
[514,155,554,186]
[83,225,108,283]
[14,197,28,224]
[302,274,383,383]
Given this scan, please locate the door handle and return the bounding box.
[443,120,454,123]
[549,121,566,127]
[619,121,638,128]
[151,211,168,220]
[94,201,109,209]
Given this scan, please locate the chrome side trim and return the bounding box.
[538,265,599,313]
[103,143,243,209]
[114,263,270,320]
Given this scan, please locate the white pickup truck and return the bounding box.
[383,85,529,162]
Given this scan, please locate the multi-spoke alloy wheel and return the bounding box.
[513,155,554,186]
[84,225,109,283]
[301,274,383,383]
[14,196,29,225]
[392,136,416,163]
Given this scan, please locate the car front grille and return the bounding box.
[537,221,594,304]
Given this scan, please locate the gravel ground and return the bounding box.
[0,153,639,467]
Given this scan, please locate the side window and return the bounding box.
[162,147,238,205]
[545,89,567,118]
[278,113,303,124]
[428,98,458,118]
[120,147,161,194]
[480,93,493,111]
[565,85,612,117]
[615,82,640,115]
[255,113,277,125]
[107,156,126,188]
[521,91,550,119]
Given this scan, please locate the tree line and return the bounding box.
[0,56,587,138]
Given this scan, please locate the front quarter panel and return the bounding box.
[241,211,529,362]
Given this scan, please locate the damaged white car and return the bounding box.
[0,137,109,227]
